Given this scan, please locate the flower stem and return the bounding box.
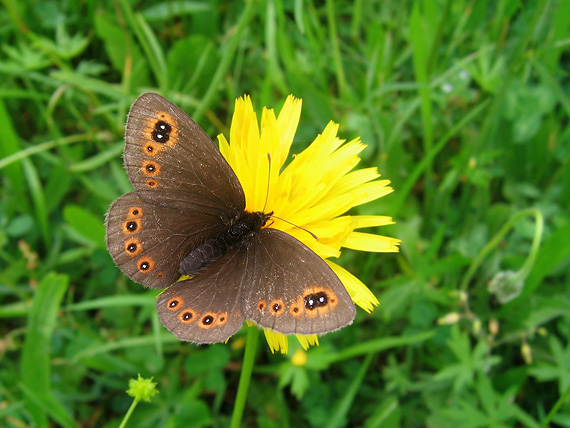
[118,398,139,428]
[460,208,543,291]
[541,385,570,428]
[230,325,259,428]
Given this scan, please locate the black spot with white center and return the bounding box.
[140,261,150,270]
[146,164,155,173]
[169,300,179,308]
[127,221,137,231]
[182,311,192,321]
[127,243,137,252]
[152,120,171,143]
[203,315,214,325]
[272,302,281,312]
[156,121,171,134]
[304,292,328,310]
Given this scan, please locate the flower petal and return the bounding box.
[264,329,289,354]
[327,261,379,313]
[296,334,319,350]
[343,232,401,252]
[276,95,302,167]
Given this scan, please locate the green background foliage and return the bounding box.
[1,0,569,426]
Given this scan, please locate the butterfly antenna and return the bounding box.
[263,153,319,241]
[271,214,319,241]
[262,153,271,214]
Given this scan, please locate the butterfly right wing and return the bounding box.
[105,190,232,289]
[107,93,248,289]
[244,229,356,335]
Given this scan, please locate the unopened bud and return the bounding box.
[437,312,461,325]
[521,342,533,365]
[489,318,499,336]
[472,318,481,334]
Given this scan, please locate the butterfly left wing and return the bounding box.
[156,246,249,344]
[244,229,356,335]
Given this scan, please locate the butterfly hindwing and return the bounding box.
[155,227,356,339]
[156,228,355,341]
[155,246,249,343]
[243,229,356,335]
[105,190,233,289]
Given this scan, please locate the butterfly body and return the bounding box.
[179,210,270,276]
[105,93,356,344]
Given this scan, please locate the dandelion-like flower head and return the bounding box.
[219,95,400,353]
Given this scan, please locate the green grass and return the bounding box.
[1,0,569,427]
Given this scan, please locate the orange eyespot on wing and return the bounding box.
[122,218,142,236]
[142,141,167,157]
[177,307,199,324]
[269,299,286,316]
[301,285,339,318]
[289,297,305,318]
[143,114,179,148]
[257,300,267,313]
[216,312,229,326]
[198,312,218,329]
[124,237,142,257]
[126,206,143,220]
[167,296,185,311]
[142,160,161,176]
[137,256,155,273]
[145,178,158,188]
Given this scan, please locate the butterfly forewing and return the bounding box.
[124,93,244,210]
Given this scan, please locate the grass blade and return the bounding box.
[20,272,73,428]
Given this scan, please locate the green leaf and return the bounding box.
[63,204,105,248]
[20,273,73,428]
[141,1,211,20]
[93,11,149,86]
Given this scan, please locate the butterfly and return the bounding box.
[105,93,356,344]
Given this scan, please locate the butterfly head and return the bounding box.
[231,211,273,238]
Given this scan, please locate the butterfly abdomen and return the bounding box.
[179,211,270,276]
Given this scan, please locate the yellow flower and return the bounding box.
[219,95,400,353]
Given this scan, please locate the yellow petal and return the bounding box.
[296,334,319,350]
[276,95,302,167]
[327,261,379,313]
[349,215,396,229]
[343,232,401,252]
[263,329,289,354]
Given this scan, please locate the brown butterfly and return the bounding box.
[105,93,356,344]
